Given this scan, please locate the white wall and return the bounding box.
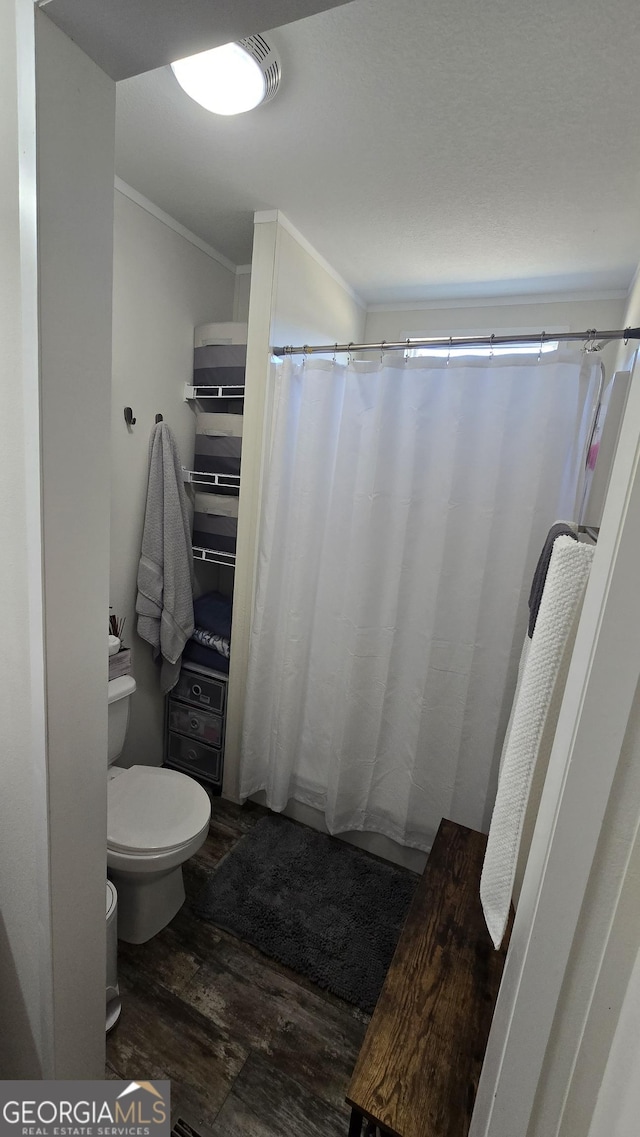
[36,11,116,1075]
[233,267,252,323]
[613,267,640,374]
[521,274,640,1137]
[0,0,53,1079]
[527,677,640,1136]
[587,943,640,1137]
[223,211,366,807]
[111,189,236,767]
[365,294,626,376]
[1,1,117,1080]
[269,221,365,349]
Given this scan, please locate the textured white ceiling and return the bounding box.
[115,0,640,305]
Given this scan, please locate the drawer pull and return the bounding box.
[190,718,199,730]
[192,683,202,696]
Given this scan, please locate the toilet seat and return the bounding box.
[107,765,211,855]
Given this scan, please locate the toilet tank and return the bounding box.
[107,675,136,765]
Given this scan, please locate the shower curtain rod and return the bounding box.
[273,327,640,357]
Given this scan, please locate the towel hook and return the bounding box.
[124,407,136,427]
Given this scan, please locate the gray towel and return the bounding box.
[136,423,194,692]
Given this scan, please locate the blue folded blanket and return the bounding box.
[193,590,232,639]
[183,639,230,675]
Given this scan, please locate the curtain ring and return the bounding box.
[624,327,630,346]
[489,333,495,359]
[347,342,353,366]
[537,331,546,363]
[302,344,308,366]
[447,336,452,366]
[380,340,386,364]
[404,338,410,363]
[332,342,338,363]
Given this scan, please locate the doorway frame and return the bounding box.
[471,350,640,1135]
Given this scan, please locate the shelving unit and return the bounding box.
[182,332,246,570]
[192,545,236,568]
[184,381,245,401]
[182,469,240,489]
[165,324,247,787]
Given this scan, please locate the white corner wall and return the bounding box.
[520,277,640,1137]
[224,211,366,803]
[613,268,640,374]
[233,268,252,324]
[587,943,640,1137]
[111,189,236,767]
[269,221,365,349]
[0,0,52,1079]
[36,10,116,1075]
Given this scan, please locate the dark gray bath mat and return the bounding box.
[192,814,419,1013]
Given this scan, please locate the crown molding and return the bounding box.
[114,178,237,273]
[254,209,365,309]
[366,290,629,313]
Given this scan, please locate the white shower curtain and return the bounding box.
[240,350,599,850]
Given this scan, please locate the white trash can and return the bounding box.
[106,880,121,1031]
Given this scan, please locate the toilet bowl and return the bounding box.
[107,676,211,943]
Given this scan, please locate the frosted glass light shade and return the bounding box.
[171,43,267,115]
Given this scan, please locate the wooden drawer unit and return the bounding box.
[165,662,228,791]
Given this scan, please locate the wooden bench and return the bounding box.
[346,819,511,1137]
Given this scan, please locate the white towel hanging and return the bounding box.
[480,536,594,948]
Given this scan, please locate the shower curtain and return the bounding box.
[240,350,599,850]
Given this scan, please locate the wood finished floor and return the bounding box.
[106,799,369,1136]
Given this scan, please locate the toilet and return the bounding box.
[107,675,211,943]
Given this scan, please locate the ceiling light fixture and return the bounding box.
[171,35,281,116]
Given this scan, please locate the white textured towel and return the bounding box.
[480,536,594,948]
[136,423,195,693]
